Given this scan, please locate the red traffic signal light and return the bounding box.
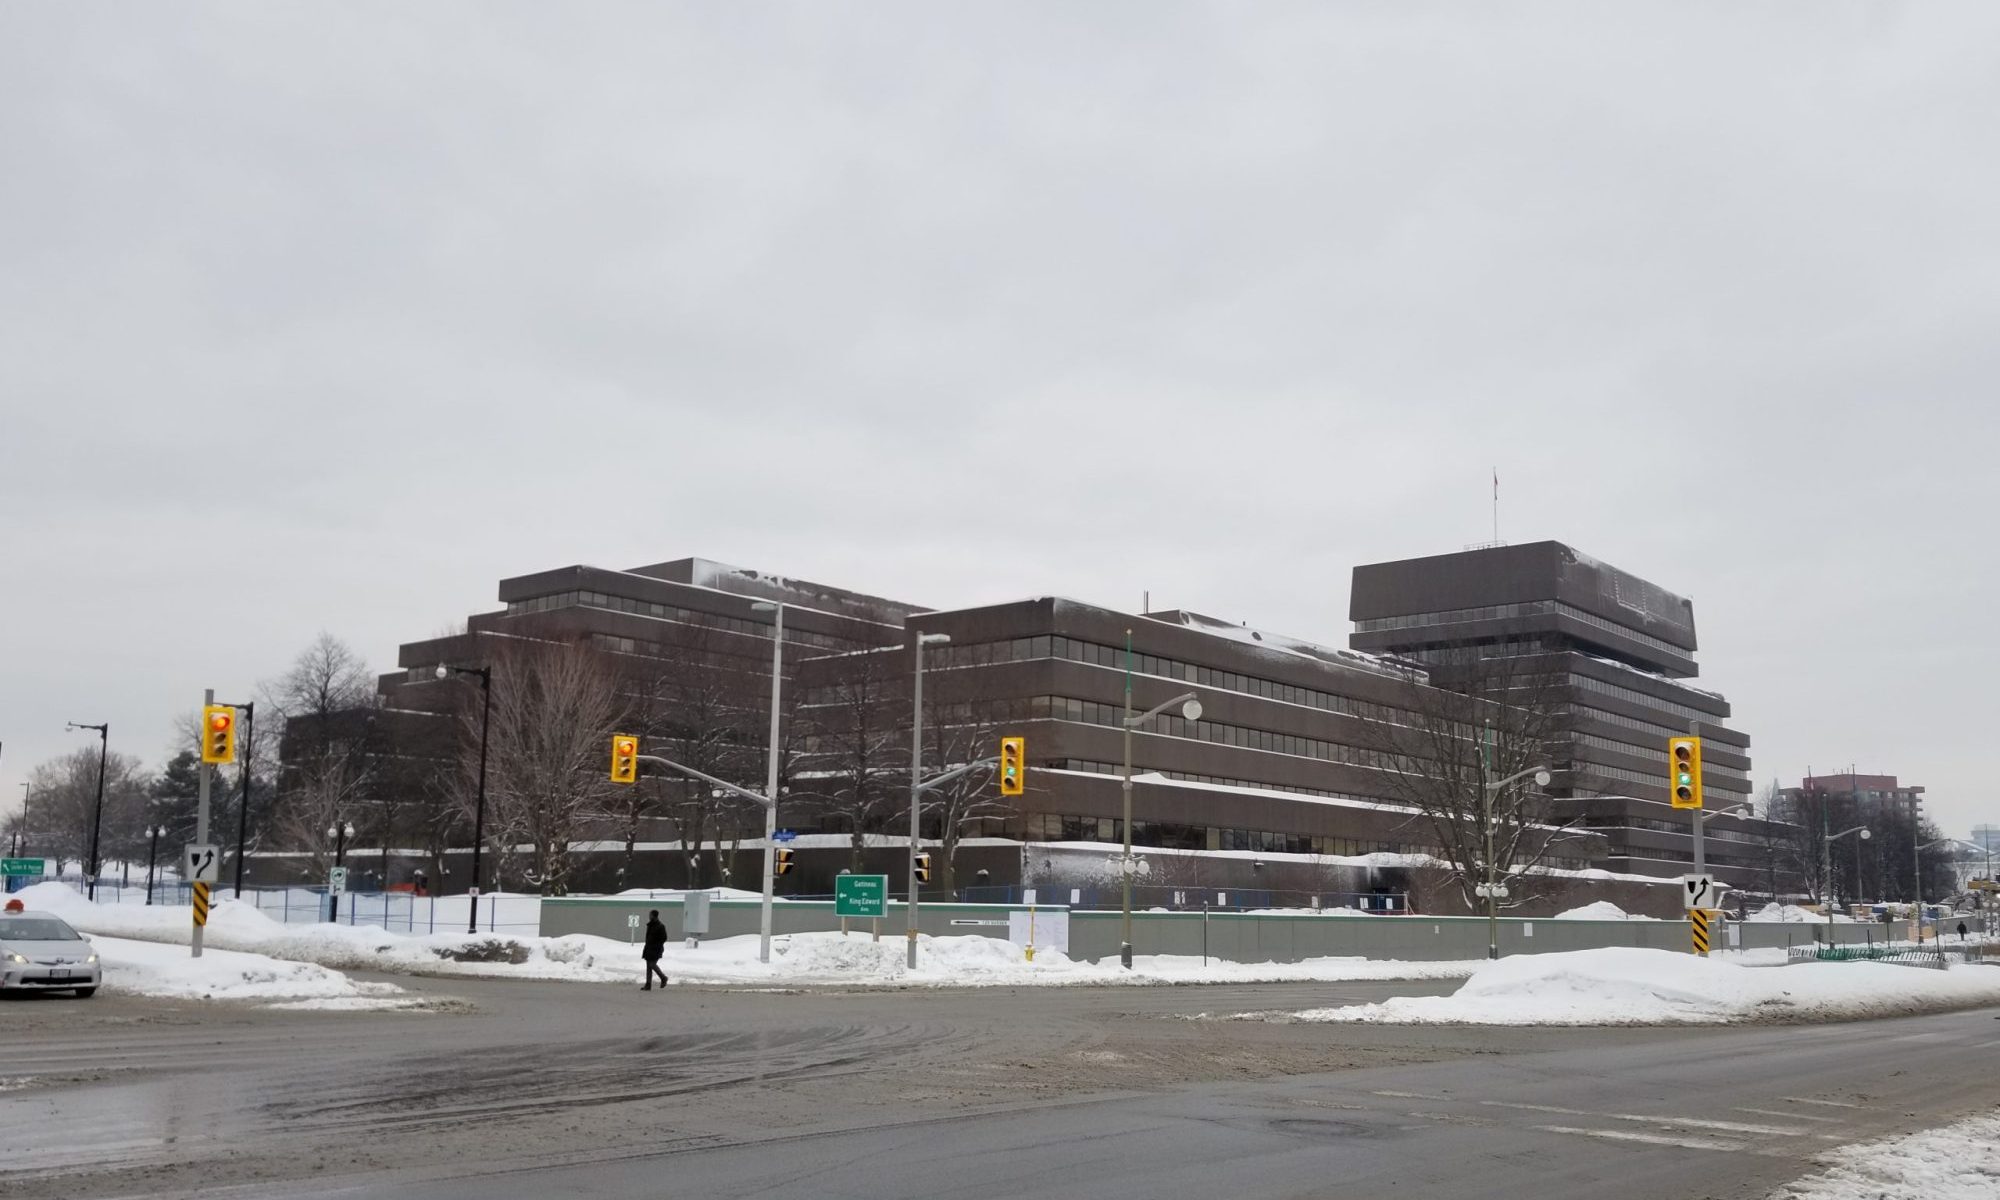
[201,705,237,765]
[610,734,639,784]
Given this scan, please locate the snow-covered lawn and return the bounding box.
[93,935,417,1008]
[17,882,1475,988]
[1257,947,2000,1026]
[1771,1106,2000,1199]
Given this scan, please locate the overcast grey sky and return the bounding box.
[4,3,1996,836]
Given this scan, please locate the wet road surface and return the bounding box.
[2,973,1996,1199]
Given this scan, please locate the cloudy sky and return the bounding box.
[4,4,1996,837]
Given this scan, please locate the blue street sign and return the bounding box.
[772,830,797,843]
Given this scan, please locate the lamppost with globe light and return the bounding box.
[1117,629,1204,969]
[326,821,355,923]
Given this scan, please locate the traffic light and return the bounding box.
[609,734,639,784]
[775,847,794,877]
[201,705,236,765]
[998,736,1025,797]
[1668,736,1703,809]
[914,852,932,884]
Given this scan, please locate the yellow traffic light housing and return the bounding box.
[610,734,639,784]
[775,847,794,877]
[914,852,932,884]
[998,736,1025,797]
[1668,736,1703,809]
[201,705,236,765]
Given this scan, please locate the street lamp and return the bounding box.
[325,821,355,923]
[907,632,950,970]
[1118,630,1203,969]
[144,825,168,905]
[1480,762,1552,961]
[1822,824,1871,945]
[65,722,109,900]
[436,663,493,934]
[1911,835,1970,945]
[749,601,787,965]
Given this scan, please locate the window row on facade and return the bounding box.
[1356,600,1689,658]
[1569,673,1724,723]
[508,589,859,651]
[928,633,1428,728]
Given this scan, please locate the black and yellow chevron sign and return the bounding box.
[1690,907,1711,955]
[192,882,211,928]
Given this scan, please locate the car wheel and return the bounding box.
[73,987,97,999]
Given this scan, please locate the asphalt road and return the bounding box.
[3,972,1997,1200]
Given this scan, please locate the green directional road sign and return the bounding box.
[834,874,889,919]
[1,858,45,877]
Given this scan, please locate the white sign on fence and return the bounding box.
[1010,909,1069,956]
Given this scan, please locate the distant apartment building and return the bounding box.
[1349,541,1785,892]
[1777,773,1925,824]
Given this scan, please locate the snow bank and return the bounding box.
[1552,901,1657,921]
[20,882,1473,989]
[1274,947,2000,1026]
[1772,1106,2000,1199]
[95,936,413,1008]
[1750,903,1854,924]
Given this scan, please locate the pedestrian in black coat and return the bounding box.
[641,910,669,991]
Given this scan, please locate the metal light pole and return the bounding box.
[144,825,165,904]
[66,722,109,900]
[750,602,786,965]
[436,664,493,934]
[17,784,27,858]
[1478,739,1552,961]
[326,821,354,923]
[907,632,950,970]
[1823,824,1871,945]
[1117,630,1203,969]
[1911,835,1962,944]
[228,700,254,897]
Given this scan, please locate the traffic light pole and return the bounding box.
[194,687,213,960]
[1688,721,1705,880]
[632,753,777,963]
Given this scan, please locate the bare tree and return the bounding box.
[452,640,621,896]
[919,695,1018,896]
[798,648,907,874]
[1371,643,1578,911]
[621,625,765,889]
[25,747,147,877]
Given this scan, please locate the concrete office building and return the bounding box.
[1349,542,1786,893]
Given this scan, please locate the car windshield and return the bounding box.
[0,916,80,941]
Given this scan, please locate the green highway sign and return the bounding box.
[834,874,889,919]
[1,858,45,876]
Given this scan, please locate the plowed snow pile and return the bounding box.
[1274,947,2000,1025]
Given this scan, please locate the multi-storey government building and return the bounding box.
[306,544,1790,905]
[1350,542,1771,888]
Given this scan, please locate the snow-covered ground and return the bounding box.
[1552,901,1658,920]
[1771,1106,2000,1199]
[1750,902,1855,923]
[1259,947,2000,1026]
[92,935,419,1008]
[16,882,1476,988]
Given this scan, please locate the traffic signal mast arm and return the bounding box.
[914,755,999,796]
[630,752,777,811]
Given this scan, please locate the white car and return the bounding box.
[0,910,101,997]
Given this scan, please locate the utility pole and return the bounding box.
[233,701,254,897]
[194,689,213,958]
[65,722,109,900]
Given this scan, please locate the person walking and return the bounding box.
[641,909,669,991]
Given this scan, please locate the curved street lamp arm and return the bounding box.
[1124,692,1199,728]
